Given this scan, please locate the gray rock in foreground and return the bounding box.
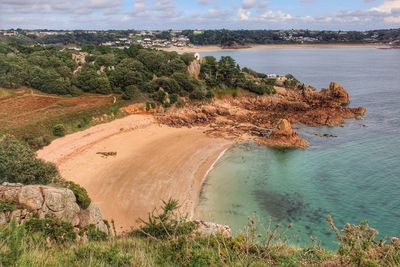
[0,182,108,235]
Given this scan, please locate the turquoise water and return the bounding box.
[196,49,400,249]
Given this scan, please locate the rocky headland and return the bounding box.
[156,82,366,149]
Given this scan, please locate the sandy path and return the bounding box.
[38,115,231,232]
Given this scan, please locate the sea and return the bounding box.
[195,48,400,249]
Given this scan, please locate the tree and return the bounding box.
[75,66,111,94]
[0,135,60,185]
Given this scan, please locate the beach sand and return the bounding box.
[160,43,389,53]
[38,115,232,232]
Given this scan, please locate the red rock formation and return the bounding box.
[156,82,366,149]
[260,119,309,149]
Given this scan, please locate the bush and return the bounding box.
[189,88,207,100]
[0,199,16,213]
[122,85,140,100]
[0,135,60,185]
[86,224,108,241]
[23,135,51,150]
[53,124,66,137]
[25,215,76,244]
[64,181,91,209]
[176,98,185,108]
[132,199,197,239]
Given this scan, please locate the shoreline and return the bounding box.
[159,43,390,53]
[38,115,233,232]
[190,146,230,218]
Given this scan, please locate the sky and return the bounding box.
[0,0,400,30]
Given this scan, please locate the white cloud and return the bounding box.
[238,8,250,20]
[372,0,400,12]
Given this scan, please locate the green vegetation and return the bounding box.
[132,199,196,239]
[0,135,60,185]
[64,181,91,209]
[0,199,16,213]
[52,124,66,137]
[0,42,276,104]
[0,135,92,209]
[25,215,77,244]
[182,29,400,46]
[1,199,399,266]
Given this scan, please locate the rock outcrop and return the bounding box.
[260,119,309,149]
[156,82,366,149]
[187,60,201,79]
[194,220,232,237]
[0,182,108,234]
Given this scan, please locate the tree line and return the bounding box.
[0,43,276,106]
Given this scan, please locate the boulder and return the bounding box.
[41,187,81,226]
[18,185,44,210]
[0,183,106,233]
[194,220,232,238]
[276,119,293,135]
[79,203,109,234]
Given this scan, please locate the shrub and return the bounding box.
[86,224,108,241]
[74,244,132,266]
[64,181,91,209]
[180,53,196,65]
[53,124,66,137]
[0,199,16,213]
[23,135,51,150]
[132,199,197,239]
[0,135,60,185]
[0,220,25,266]
[122,85,140,100]
[189,88,207,100]
[176,98,185,108]
[25,215,76,244]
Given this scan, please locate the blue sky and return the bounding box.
[1,0,399,30]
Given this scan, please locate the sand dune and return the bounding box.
[38,115,231,232]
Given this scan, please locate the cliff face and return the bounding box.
[157,82,366,149]
[0,183,108,234]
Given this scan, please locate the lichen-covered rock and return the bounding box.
[194,220,232,237]
[0,183,106,233]
[41,187,81,226]
[18,185,44,210]
[79,203,109,234]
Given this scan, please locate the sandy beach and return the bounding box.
[160,43,390,53]
[38,115,232,232]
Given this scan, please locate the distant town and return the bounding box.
[1,28,399,49]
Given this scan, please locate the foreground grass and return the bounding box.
[2,212,399,267]
[1,223,334,267]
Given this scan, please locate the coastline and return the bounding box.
[159,43,390,53]
[190,146,230,218]
[38,114,232,232]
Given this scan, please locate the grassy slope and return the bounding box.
[0,88,138,148]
